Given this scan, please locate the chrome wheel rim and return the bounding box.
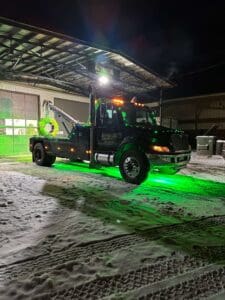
[123,156,140,178]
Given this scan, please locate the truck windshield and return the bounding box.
[121,106,156,126]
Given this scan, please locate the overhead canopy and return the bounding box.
[0,17,172,100]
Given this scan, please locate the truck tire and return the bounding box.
[38,117,59,137]
[33,143,56,167]
[119,151,149,184]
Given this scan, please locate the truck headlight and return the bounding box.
[151,145,170,153]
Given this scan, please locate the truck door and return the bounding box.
[96,104,123,151]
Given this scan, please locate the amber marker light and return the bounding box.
[112,98,124,106]
[132,101,144,107]
[152,145,170,153]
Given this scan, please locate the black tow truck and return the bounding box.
[30,97,191,184]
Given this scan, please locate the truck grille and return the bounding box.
[171,134,189,151]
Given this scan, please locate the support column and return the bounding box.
[159,88,163,125]
[89,85,95,167]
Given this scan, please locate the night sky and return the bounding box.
[2,0,225,99]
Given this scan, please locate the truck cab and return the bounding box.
[30,98,191,184]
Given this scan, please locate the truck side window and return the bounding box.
[136,110,147,123]
[106,109,113,119]
[103,108,119,128]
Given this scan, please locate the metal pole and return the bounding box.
[159,88,163,125]
[89,85,95,167]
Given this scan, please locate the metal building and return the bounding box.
[0,17,171,156]
[161,93,225,147]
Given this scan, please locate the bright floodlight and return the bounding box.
[98,75,109,85]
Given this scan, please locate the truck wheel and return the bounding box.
[33,143,56,167]
[119,151,149,184]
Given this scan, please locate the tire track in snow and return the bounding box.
[50,256,207,299]
[137,267,225,300]
[1,214,225,283]
[0,233,144,282]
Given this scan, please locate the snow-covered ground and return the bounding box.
[0,153,225,299]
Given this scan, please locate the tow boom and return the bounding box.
[43,100,80,124]
[43,100,80,135]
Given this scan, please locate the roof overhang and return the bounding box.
[0,17,173,100]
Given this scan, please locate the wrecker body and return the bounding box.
[30,97,191,184]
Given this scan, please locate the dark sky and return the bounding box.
[2,0,225,98]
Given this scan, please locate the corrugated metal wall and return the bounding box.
[162,94,225,147]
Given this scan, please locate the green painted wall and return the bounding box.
[0,92,38,156]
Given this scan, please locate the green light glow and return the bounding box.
[0,135,32,155]
[0,98,12,119]
[53,161,225,199]
[54,160,121,180]
[46,160,225,262]
[145,173,225,198]
[0,97,38,155]
[1,156,225,262]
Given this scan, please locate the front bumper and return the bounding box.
[146,152,191,171]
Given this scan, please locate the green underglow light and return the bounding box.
[45,161,225,257]
[54,161,121,180]
[145,173,225,198]
[53,160,225,199]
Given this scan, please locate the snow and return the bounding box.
[180,152,225,183]
[0,154,225,299]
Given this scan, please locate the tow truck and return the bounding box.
[30,95,191,184]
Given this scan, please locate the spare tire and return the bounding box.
[38,117,59,137]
